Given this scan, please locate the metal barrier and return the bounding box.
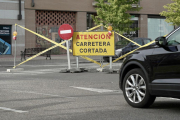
[9,24,155,72]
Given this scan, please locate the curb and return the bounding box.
[60,68,88,73]
[59,67,119,74]
[7,68,24,72]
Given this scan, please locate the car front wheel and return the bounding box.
[123,68,156,108]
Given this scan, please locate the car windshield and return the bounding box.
[143,39,151,44]
[131,38,143,46]
[167,28,180,46]
[135,39,143,45]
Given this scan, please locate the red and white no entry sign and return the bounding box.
[58,24,74,40]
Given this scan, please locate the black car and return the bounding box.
[103,38,152,62]
[119,26,180,108]
[120,38,152,56]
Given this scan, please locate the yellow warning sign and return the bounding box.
[73,32,115,56]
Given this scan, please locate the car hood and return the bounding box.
[139,44,156,50]
[115,49,122,56]
[116,48,122,52]
[130,44,156,57]
[122,44,156,67]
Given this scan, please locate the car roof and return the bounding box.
[127,38,152,45]
[133,38,152,41]
[130,38,152,43]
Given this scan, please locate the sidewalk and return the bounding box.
[0,54,104,66]
[0,54,102,61]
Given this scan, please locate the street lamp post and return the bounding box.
[13,26,18,68]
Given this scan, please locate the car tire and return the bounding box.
[123,68,156,108]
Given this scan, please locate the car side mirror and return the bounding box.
[155,36,167,46]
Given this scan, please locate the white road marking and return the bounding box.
[8,89,74,98]
[70,86,121,93]
[60,30,71,34]
[0,107,28,113]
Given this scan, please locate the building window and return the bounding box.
[116,15,139,48]
[35,10,76,54]
[148,18,174,40]
[123,16,139,38]
[87,13,96,30]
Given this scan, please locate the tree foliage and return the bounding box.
[92,0,141,34]
[160,0,180,26]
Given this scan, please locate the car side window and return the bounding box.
[167,29,180,46]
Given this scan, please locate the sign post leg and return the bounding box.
[100,24,104,68]
[101,56,103,67]
[66,40,71,69]
[76,56,79,69]
[110,56,112,70]
[14,25,17,69]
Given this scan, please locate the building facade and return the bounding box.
[24,0,173,54]
[0,0,25,56]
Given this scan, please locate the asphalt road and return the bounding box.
[0,61,180,120]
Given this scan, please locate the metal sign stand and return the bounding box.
[72,54,82,73]
[100,24,104,69]
[109,56,112,71]
[66,40,71,70]
[58,24,74,73]
[7,24,24,72]
[76,56,79,69]
[14,25,17,69]
[60,40,82,73]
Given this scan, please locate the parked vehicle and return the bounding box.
[103,38,152,62]
[120,38,152,56]
[103,39,128,62]
[119,26,180,108]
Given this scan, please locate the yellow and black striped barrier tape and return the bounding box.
[102,40,155,68]
[86,24,103,32]
[80,56,101,66]
[115,32,141,47]
[13,40,67,68]
[14,23,156,68]
[14,24,101,68]
[103,26,142,47]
